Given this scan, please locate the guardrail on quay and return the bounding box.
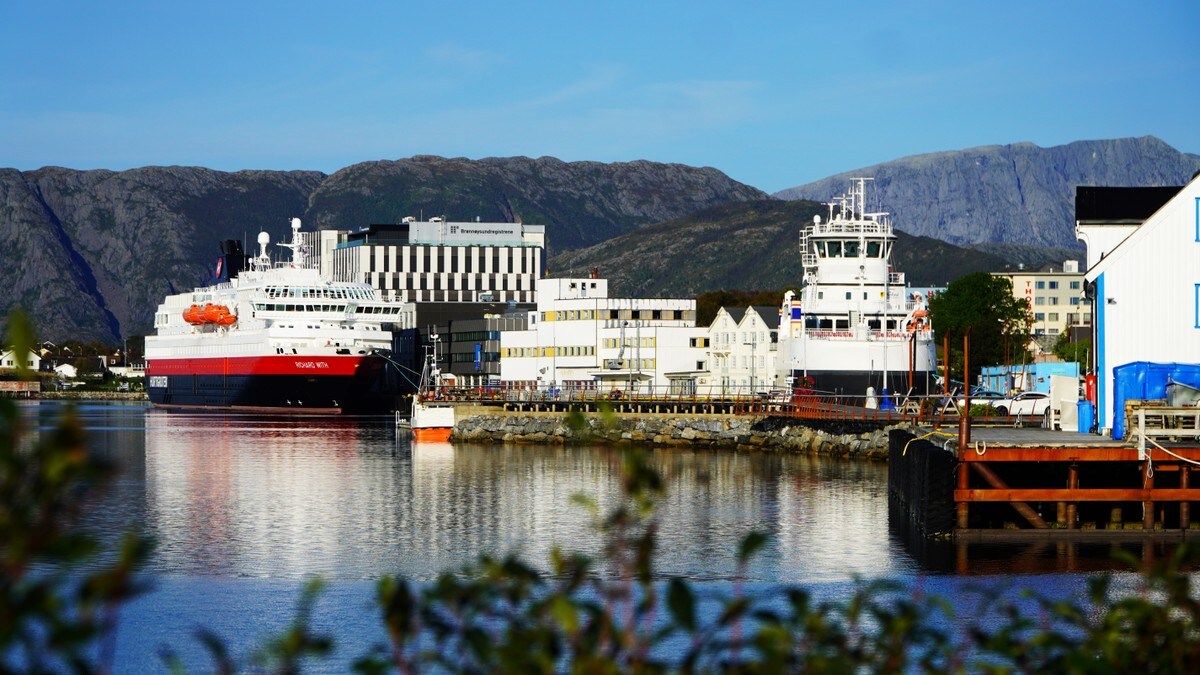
[418,386,1051,428]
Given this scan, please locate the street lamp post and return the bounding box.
[744,339,757,396]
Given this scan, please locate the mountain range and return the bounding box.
[0,158,762,342]
[775,136,1200,248]
[2,137,1198,343]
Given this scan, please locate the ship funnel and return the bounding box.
[217,239,246,281]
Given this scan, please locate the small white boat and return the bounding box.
[402,335,455,442]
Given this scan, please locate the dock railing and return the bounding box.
[418,384,1052,427]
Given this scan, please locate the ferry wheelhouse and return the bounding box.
[775,178,937,397]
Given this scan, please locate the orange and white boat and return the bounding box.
[400,337,455,441]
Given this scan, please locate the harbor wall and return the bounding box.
[451,411,906,459]
[887,429,956,539]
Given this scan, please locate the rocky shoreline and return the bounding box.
[452,411,904,460]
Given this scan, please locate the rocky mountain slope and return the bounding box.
[548,200,1015,297]
[775,136,1200,248]
[307,156,766,254]
[0,157,764,342]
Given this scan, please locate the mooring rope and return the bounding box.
[903,429,957,456]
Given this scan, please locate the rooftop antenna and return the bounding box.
[276,217,305,267]
[255,231,271,270]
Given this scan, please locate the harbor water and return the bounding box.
[19,401,1137,670]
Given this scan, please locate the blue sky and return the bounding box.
[3,1,1197,193]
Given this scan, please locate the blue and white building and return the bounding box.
[1077,178,1200,434]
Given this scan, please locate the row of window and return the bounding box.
[372,271,531,292]
[1030,296,1084,306]
[368,245,538,275]
[251,303,405,315]
[814,239,891,259]
[540,309,687,322]
[712,331,773,345]
[502,346,598,358]
[451,331,501,342]
[815,291,883,300]
[263,286,376,300]
[600,337,656,349]
[1033,280,1082,290]
[450,352,499,363]
[713,355,766,370]
[1033,312,1092,324]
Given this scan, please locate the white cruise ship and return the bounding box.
[145,218,408,413]
[775,178,937,397]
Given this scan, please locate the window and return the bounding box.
[1049,313,1059,321]
[1050,297,1059,305]
[1070,297,1080,305]
[1070,281,1081,289]
[1036,281,1045,289]
[866,240,882,257]
[1048,281,1059,289]
[843,240,860,257]
[1035,312,1045,321]
[827,241,842,257]
[1035,297,1045,305]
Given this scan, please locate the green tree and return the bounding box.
[695,288,798,326]
[1054,330,1091,368]
[930,273,1031,384]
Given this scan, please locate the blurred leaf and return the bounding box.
[667,578,696,632]
[738,531,769,566]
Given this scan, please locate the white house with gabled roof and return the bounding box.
[1079,175,1200,434]
[706,306,778,395]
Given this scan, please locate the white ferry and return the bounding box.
[145,218,406,413]
[775,178,937,398]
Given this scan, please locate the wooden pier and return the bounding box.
[892,411,1200,539]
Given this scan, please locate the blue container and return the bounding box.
[1077,400,1094,434]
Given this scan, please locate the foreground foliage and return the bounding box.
[2,326,1200,671]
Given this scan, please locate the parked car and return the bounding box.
[992,391,1051,418]
[956,388,1006,409]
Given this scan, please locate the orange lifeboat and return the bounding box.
[183,303,237,326]
[201,304,232,325]
[183,304,205,324]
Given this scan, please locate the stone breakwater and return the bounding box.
[452,412,906,460]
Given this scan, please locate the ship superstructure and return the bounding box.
[145,218,409,412]
[775,179,937,397]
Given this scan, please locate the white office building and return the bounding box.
[500,277,709,393]
[707,306,778,394]
[314,217,546,304]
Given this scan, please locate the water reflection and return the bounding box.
[136,410,916,582]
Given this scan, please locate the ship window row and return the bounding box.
[264,286,375,300]
[815,240,890,258]
[252,303,403,314]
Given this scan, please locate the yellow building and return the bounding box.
[992,260,1091,339]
